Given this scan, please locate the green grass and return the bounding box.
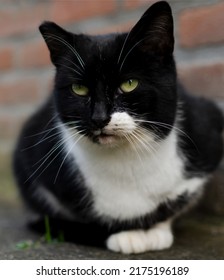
[44,216,65,243]
[0,152,19,205]
[15,218,65,251]
[44,215,52,243]
[16,240,36,250]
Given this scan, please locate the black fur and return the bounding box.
[178,86,223,176]
[28,191,192,247]
[13,1,223,248]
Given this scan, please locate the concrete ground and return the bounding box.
[0,204,224,260]
[0,156,224,259]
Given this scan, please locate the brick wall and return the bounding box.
[0,0,223,154]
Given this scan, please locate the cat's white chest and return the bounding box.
[67,131,199,221]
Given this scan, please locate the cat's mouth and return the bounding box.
[90,112,137,146]
[92,130,121,146]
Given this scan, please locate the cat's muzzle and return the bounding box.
[92,129,121,146]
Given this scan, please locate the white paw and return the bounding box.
[106,222,173,254]
[106,230,149,254]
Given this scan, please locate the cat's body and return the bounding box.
[13,1,223,254]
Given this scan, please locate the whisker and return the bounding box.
[132,129,157,154]
[55,63,83,76]
[119,39,145,72]
[25,119,80,138]
[131,127,165,176]
[44,34,85,70]
[22,124,82,151]
[117,30,131,65]
[122,133,143,166]
[25,129,84,183]
[61,56,84,76]
[134,118,197,149]
[25,114,59,138]
[32,126,83,166]
[22,130,62,151]
[54,133,85,184]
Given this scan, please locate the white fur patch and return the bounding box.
[104,112,137,135]
[106,220,173,254]
[60,112,206,222]
[97,112,137,146]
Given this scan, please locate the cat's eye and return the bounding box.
[120,79,139,93]
[71,84,89,96]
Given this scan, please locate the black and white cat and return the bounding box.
[13,1,223,254]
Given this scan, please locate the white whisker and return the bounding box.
[134,118,196,145]
[119,38,145,72]
[132,129,157,154]
[117,30,131,65]
[55,63,83,76]
[44,34,85,70]
[25,120,80,138]
[122,133,144,167]
[23,124,82,151]
[25,114,59,138]
[61,56,84,76]
[130,127,165,177]
[54,133,85,184]
[32,126,83,166]
[25,128,85,183]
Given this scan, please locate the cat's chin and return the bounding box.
[91,131,125,147]
[96,134,121,146]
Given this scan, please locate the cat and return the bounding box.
[13,1,223,254]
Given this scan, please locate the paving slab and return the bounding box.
[0,196,224,260]
[0,170,224,260]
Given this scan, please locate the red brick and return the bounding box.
[177,63,224,99]
[17,39,50,68]
[124,0,155,9]
[179,2,224,48]
[0,3,49,37]
[0,47,13,70]
[49,0,116,25]
[0,77,40,105]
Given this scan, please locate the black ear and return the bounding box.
[39,21,74,65]
[122,1,174,57]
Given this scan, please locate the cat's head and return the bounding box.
[40,1,177,148]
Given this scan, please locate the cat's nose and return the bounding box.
[91,102,110,129]
[91,115,110,129]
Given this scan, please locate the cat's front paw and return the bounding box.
[106,221,173,254]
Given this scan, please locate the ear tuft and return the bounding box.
[39,21,73,65]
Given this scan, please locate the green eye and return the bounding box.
[71,84,89,96]
[120,79,139,93]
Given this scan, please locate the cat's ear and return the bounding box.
[39,21,74,64]
[127,1,174,55]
